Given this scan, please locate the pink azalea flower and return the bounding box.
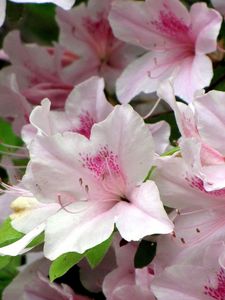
[0,105,173,259]
[152,242,225,300]
[22,76,113,142]
[3,255,89,300]
[109,0,222,103]
[56,0,142,91]
[0,31,75,133]
[23,76,169,155]
[158,81,225,192]
[3,31,74,108]
[103,237,156,300]
[0,0,75,27]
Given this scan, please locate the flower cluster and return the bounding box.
[0,0,225,299]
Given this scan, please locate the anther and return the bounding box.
[85,185,89,193]
[180,237,186,244]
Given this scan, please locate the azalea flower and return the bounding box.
[56,0,142,91]
[109,0,222,103]
[22,76,113,143]
[0,0,75,27]
[0,31,76,134]
[158,81,225,192]
[152,242,225,300]
[23,76,171,155]
[0,105,173,259]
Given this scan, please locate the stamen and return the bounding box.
[0,141,26,150]
[57,194,87,214]
[143,98,161,120]
[0,164,27,170]
[0,150,27,158]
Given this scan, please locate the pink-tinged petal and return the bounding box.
[194,90,225,154]
[116,51,174,104]
[10,0,75,10]
[29,99,71,137]
[23,133,87,203]
[91,105,154,188]
[3,31,72,109]
[157,80,199,138]
[154,156,218,209]
[3,257,88,300]
[112,286,154,300]
[4,31,55,87]
[148,121,170,154]
[0,0,6,27]
[152,243,225,300]
[116,181,173,241]
[103,268,134,300]
[44,201,116,259]
[2,259,49,300]
[57,0,115,59]
[57,0,140,90]
[173,54,213,102]
[22,82,72,109]
[79,247,116,292]
[65,76,113,136]
[200,164,225,192]
[0,193,14,224]
[212,0,225,16]
[190,3,222,53]
[56,5,95,58]
[152,265,215,300]
[0,223,44,256]
[21,124,38,146]
[109,0,190,50]
[103,241,155,300]
[29,99,52,136]
[0,78,31,134]
[0,49,9,61]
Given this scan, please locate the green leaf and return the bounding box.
[134,240,157,268]
[0,256,11,270]
[0,118,23,152]
[27,233,44,248]
[86,234,113,269]
[0,219,24,247]
[0,256,21,296]
[49,252,85,282]
[49,234,114,281]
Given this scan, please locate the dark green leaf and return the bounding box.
[49,252,85,282]
[134,240,157,268]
